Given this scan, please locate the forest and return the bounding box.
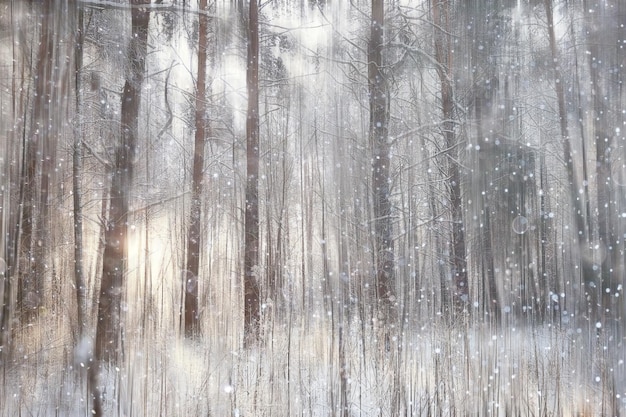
[0,0,624,415]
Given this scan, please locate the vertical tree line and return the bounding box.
[244,0,261,343]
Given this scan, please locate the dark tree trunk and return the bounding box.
[1,1,29,361]
[17,0,56,320]
[0,123,18,363]
[95,0,150,364]
[72,0,86,338]
[433,0,467,313]
[244,0,261,344]
[369,0,394,323]
[184,0,210,337]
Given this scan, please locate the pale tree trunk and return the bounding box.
[617,0,626,330]
[184,0,210,337]
[463,0,503,322]
[582,0,620,325]
[544,0,597,318]
[433,0,467,314]
[95,0,150,364]
[369,0,395,328]
[264,107,290,310]
[71,4,100,413]
[244,0,261,344]
[475,101,499,321]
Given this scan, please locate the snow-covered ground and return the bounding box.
[2,312,624,416]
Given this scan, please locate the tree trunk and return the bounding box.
[546,0,595,317]
[582,0,619,323]
[95,0,150,364]
[0,122,17,363]
[184,0,210,337]
[17,0,56,320]
[72,0,87,338]
[244,0,261,344]
[473,90,500,321]
[433,0,467,313]
[1,0,28,360]
[369,0,395,325]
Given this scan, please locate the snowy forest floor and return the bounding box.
[1,310,625,417]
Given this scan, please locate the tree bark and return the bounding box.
[546,0,596,317]
[95,0,150,364]
[17,0,56,320]
[369,0,395,324]
[72,0,87,338]
[581,0,619,323]
[184,0,210,337]
[244,0,261,344]
[1,0,28,360]
[433,0,467,313]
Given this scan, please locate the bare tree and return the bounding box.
[184,0,210,337]
[543,0,597,320]
[17,0,55,320]
[432,0,467,314]
[369,0,395,327]
[244,0,261,343]
[72,0,87,339]
[0,0,29,361]
[582,0,621,325]
[95,0,151,363]
[71,8,101,412]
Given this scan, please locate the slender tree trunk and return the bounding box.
[64,2,100,414]
[617,0,626,331]
[184,0,210,337]
[95,0,150,364]
[582,0,618,323]
[433,0,467,313]
[369,0,395,325]
[0,134,16,362]
[545,0,587,240]
[475,95,499,321]
[1,0,26,360]
[244,0,261,344]
[72,0,86,338]
[545,0,596,317]
[483,209,500,321]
